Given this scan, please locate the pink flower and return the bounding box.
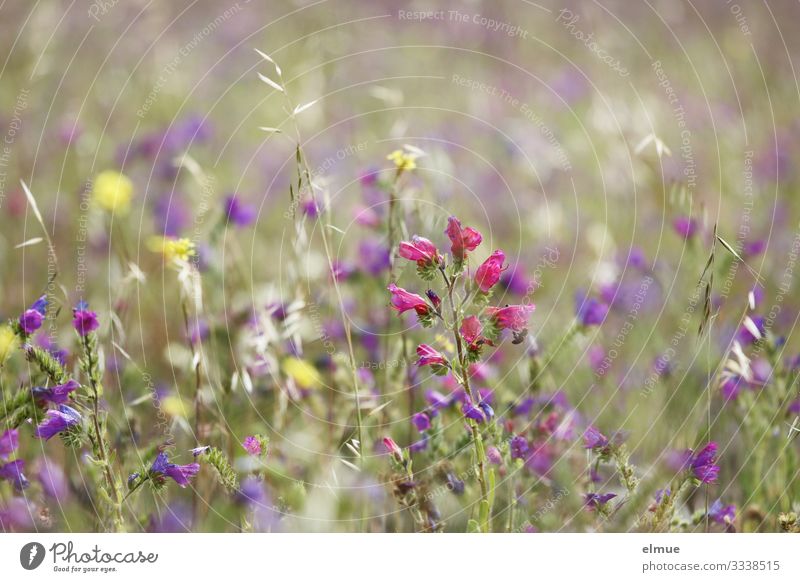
[398,236,440,266]
[485,304,534,332]
[445,216,482,262]
[461,316,493,354]
[387,283,430,316]
[416,344,446,367]
[243,436,261,456]
[461,315,482,344]
[475,250,506,292]
[382,437,403,461]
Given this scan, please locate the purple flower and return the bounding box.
[242,436,261,456]
[585,492,617,510]
[19,310,44,335]
[673,215,698,239]
[688,442,720,484]
[412,412,431,432]
[709,499,735,525]
[32,379,79,406]
[19,295,47,334]
[576,296,609,327]
[358,239,391,276]
[150,452,200,488]
[462,401,486,423]
[409,434,429,453]
[224,194,257,228]
[0,429,19,459]
[34,405,82,440]
[486,446,502,465]
[510,435,530,460]
[445,472,465,495]
[0,459,29,491]
[654,487,671,504]
[37,458,69,500]
[73,303,100,336]
[583,426,610,452]
[737,316,765,345]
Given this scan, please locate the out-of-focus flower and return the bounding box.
[282,357,322,389]
[673,215,698,239]
[475,250,506,293]
[34,405,82,440]
[510,435,530,460]
[148,235,196,263]
[387,148,419,172]
[382,437,403,462]
[737,315,765,345]
[0,459,29,491]
[688,442,719,484]
[445,216,482,263]
[150,452,200,488]
[243,436,262,456]
[92,170,133,214]
[37,458,69,500]
[0,325,19,363]
[0,429,19,458]
[72,302,100,336]
[301,197,320,218]
[224,194,257,228]
[709,499,735,525]
[585,492,616,510]
[485,304,534,332]
[486,446,502,465]
[19,294,47,335]
[412,412,431,432]
[359,239,391,276]
[32,379,79,406]
[583,426,610,452]
[576,296,608,327]
[387,284,430,316]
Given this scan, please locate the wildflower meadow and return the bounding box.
[1,0,800,545]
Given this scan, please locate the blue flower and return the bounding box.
[149,452,200,488]
[0,459,29,491]
[34,405,82,440]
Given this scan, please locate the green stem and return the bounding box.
[440,267,490,532]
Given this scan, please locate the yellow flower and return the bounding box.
[387,149,418,172]
[0,325,19,364]
[92,170,134,214]
[282,357,322,389]
[148,235,196,263]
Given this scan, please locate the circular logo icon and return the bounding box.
[20,542,46,570]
